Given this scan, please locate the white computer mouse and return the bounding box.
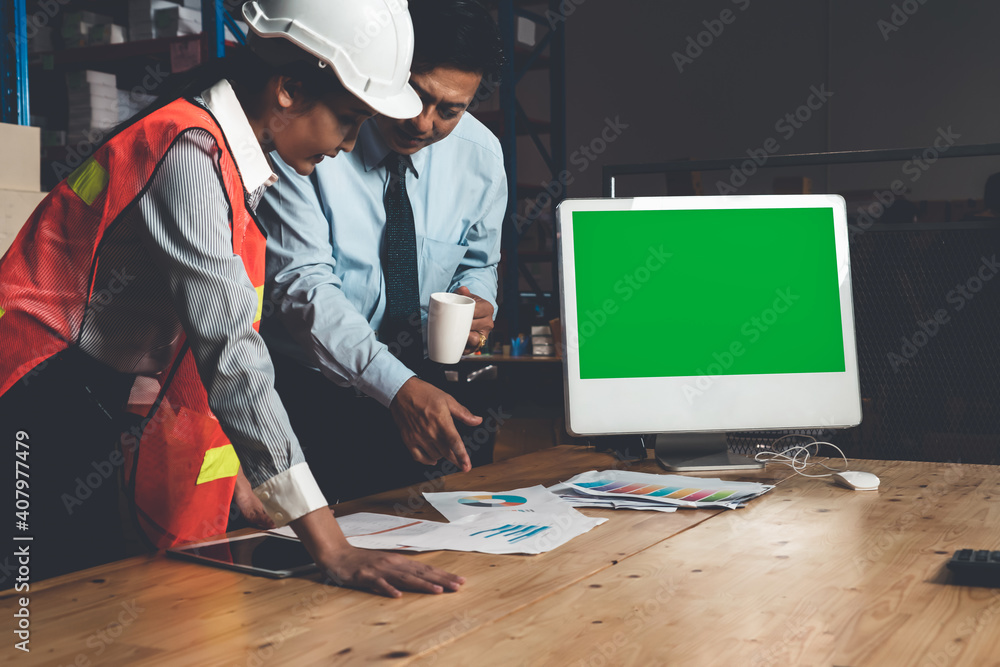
[832,470,880,491]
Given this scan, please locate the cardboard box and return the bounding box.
[63,11,113,28]
[41,130,66,147]
[68,109,119,124]
[155,6,202,37]
[66,70,117,89]
[129,21,155,41]
[118,89,157,122]
[516,16,536,46]
[129,0,176,39]
[89,24,128,45]
[0,189,47,257]
[129,0,177,21]
[62,11,114,47]
[0,123,41,193]
[69,93,120,110]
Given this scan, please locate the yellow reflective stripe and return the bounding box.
[0,306,5,320]
[66,158,109,206]
[254,285,264,323]
[196,444,240,485]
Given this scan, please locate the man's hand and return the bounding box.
[292,507,464,598]
[389,377,479,471]
[234,467,276,529]
[454,286,494,354]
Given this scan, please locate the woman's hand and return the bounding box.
[289,506,464,598]
[319,546,465,598]
[234,467,276,529]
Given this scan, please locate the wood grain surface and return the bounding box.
[407,459,1000,667]
[3,448,997,667]
[0,447,784,666]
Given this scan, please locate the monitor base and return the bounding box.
[654,433,764,471]
[593,434,649,461]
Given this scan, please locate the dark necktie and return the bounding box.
[380,152,424,370]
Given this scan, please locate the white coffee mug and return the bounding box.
[427,292,476,364]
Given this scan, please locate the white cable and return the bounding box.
[753,435,850,478]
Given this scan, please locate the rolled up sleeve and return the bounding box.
[134,129,327,522]
[259,156,415,407]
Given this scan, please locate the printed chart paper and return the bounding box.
[398,511,607,555]
[551,470,773,510]
[270,509,606,555]
[423,485,574,522]
[269,512,438,551]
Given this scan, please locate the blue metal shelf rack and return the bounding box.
[496,0,567,337]
[1,0,242,125]
[1,0,30,125]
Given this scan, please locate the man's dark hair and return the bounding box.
[409,0,505,83]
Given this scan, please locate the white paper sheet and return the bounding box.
[269,512,441,552]
[397,510,607,555]
[554,470,773,510]
[270,509,606,555]
[422,484,575,522]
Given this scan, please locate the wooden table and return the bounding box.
[4,447,1000,666]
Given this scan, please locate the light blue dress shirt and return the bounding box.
[258,113,506,407]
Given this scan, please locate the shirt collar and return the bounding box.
[358,119,424,178]
[200,79,278,191]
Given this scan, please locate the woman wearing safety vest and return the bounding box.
[0,0,463,597]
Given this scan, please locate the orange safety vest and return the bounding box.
[0,97,267,548]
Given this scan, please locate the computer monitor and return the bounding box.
[556,195,862,471]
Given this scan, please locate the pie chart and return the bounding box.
[458,494,527,508]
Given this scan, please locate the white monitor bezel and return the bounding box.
[557,194,862,437]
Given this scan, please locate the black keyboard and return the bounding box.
[947,549,1000,585]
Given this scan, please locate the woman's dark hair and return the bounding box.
[409,0,505,82]
[101,45,343,147]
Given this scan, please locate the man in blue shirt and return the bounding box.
[258,0,506,501]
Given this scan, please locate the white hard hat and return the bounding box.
[242,0,421,119]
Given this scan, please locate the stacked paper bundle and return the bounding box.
[128,0,176,41]
[549,469,774,511]
[155,5,202,38]
[117,89,158,123]
[530,324,554,356]
[269,485,607,556]
[66,71,119,146]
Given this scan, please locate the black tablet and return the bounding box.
[166,533,318,578]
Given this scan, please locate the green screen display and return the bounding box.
[572,207,846,380]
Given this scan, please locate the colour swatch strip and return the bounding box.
[573,479,738,503]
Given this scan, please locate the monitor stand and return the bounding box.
[654,433,764,471]
[593,434,649,462]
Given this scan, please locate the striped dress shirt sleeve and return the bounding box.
[129,129,327,524]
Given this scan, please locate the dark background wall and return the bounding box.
[526,0,1000,201]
